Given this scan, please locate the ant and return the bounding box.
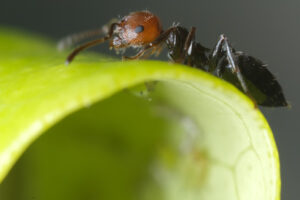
[58,11,287,107]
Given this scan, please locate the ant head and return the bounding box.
[111,11,163,49]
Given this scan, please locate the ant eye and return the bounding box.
[134,25,144,33]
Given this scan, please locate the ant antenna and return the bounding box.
[65,23,118,65]
[57,29,104,51]
[65,37,109,65]
[57,19,119,51]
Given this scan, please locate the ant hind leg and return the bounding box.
[211,34,249,94]
[222,36,248,93]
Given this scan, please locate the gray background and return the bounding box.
[1,0,299,199]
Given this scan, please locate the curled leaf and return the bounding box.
[0,28,280,200]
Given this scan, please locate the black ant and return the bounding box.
[58,11,287,107]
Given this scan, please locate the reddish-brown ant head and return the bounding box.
[111,11,163,49]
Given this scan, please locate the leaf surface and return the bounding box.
[0,28,280,200]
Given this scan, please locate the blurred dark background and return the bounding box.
[1,0,299,199]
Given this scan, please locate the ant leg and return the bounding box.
[211,35,249,93]
[211,34,226,58]
[122,47,150,60]
[123,42,164,60]
[123,27,177,60]
[65,23,117,64]
[183,27,196,65]
[222,37,249,93]
[214,56,226,77]
[184,27,196,53]
[153,42,165,57]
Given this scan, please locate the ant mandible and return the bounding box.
[58,10,287,107]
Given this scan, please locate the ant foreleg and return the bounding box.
[123,27,177,60]
[122,47,150,60]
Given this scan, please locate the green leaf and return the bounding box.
[0,28,280,200]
